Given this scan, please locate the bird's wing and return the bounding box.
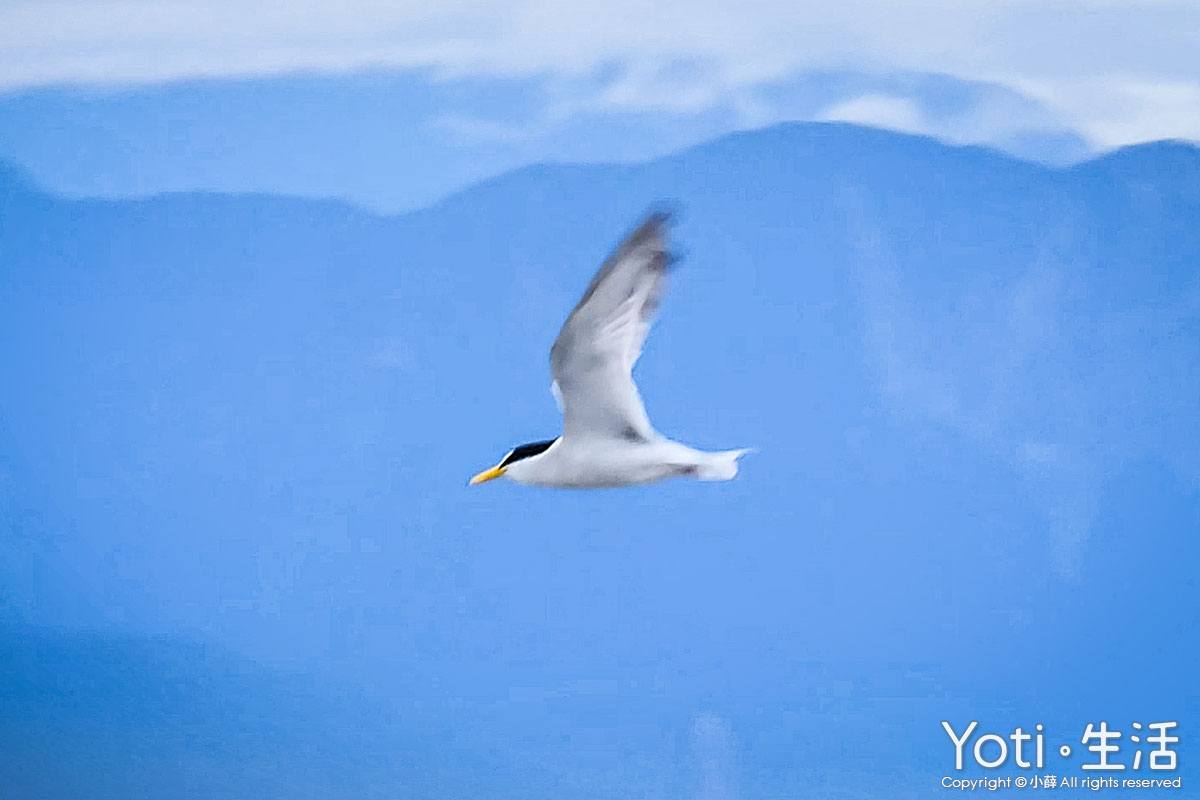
[550,212,673,442]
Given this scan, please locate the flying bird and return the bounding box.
[469,212,751,489]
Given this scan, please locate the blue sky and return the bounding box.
[4,0,1199,148]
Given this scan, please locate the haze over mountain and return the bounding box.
[0,69,1090,213]
[2,122,1197,798]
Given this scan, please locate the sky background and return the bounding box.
[1,4,1199,799]
[2,0,1200,210]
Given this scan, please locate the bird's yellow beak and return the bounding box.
[469,464,506,486]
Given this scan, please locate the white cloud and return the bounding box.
[2,0,1199,147]
[813,84,1090,161]
[1014,77,1200,147]
[817,94,930,136]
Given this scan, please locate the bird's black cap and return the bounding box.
[499,439,558,467]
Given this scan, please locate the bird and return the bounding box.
[469,212,751,489]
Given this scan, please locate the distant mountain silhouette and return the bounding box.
[0,69,1093,212]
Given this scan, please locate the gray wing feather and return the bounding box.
[550,212,673,441]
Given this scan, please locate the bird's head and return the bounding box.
[469,438,559,485]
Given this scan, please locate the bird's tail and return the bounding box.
[695,448,755,481]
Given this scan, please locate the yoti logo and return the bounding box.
[942,721,1046,769]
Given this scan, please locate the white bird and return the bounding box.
[469,212,751,489]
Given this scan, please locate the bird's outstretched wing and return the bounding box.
[550,212,673,442]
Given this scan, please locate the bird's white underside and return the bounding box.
[485,213,749,488]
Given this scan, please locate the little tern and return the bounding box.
[469,212,751,488]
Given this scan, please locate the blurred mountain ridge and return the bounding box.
[1,120,1196,799]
